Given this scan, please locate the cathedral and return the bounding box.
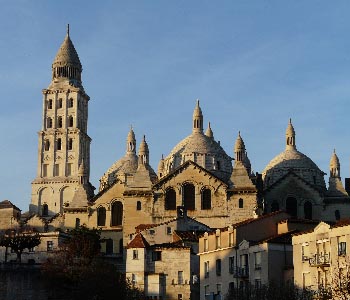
[12,28,349,255]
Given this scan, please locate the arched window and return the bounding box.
[68,98,74,108]
[183,183,195,210]
[68,138,73,150]
[68,116,74,127]
[57,98,62,109]
[111,201,123,226]
[136,201,141,211]
[335,210,341,221]
[304,201,312,220]
[97,207,106,226]
[47,99,53,109]
[44,140,50,151]
[47,117,52,128]
[201,188,211,210]
[75,218,80,229]
[57,116,63,128]
[286,197,297,218]
[239,198,244,208]
[271,201,279,212]
[42,204,48,216]
[106,239,113,255]
[57,138,62,150]
[165,188,176,210]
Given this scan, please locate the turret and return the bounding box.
[286,119,296,150]
[330,149,340,178]
[158,154,164,178]
[234,131,246,162]
[126,126,136,155]
[192,99,203,134]
[138,135,149,166]
[205,122,214,139]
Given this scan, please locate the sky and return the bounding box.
[1,1,350,211]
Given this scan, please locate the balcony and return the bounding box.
[309,253,330,267]
[232,266,249,278]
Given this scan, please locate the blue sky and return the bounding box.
[1,1,350,210]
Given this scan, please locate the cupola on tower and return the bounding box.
[30,26,94,216]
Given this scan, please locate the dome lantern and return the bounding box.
[192,99,203,134]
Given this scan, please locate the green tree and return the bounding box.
[0,228,41,263]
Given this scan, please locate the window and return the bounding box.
[339,242,346,256]
[47,241,53,251]
[201,188,211,210]
[255,279,262,289]
[75,218,80,228]
[255,252,261,269]
[106,239,113,255]
[111,201,123,226]
[68,98,74,108]
[167,227,172,235]
[239,198,244,208]
[204,239,208,251]
[217,161,221,170]
[286,197,297,217]
[229,232,234,246]
[133,249,138,260]
[132,273,136,284]
[302,244,310,261]
[204,261,209,278]
[178,271,184,284]
[54,164,60,176]
[165,188,176,210]
[216,259,222,276]
[229,256,235,274]
[136,201,141,211]
[68,116,74,127]
[47,117,52,128]
[97,207,106,226]
[57,138,62,150]
[215,235,221,249]
[229,282,235,292]
[178,295,183,300]
[68,138,73,150]
[152,251,162,261]
[57,116,63,128]
[335,210,341,221]
[57,98,62,109]
[44,140,50,151]
[304,201,312,220]
[149,229,155,235]
[67,163,73,176]
[42,164,48,177]
[42,204,48,216]
[47,99,53,109]
[216,284,222,294]
[183,183,195,210]
[204,285,210,295]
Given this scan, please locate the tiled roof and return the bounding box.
[127,233,150,249]
[0,200,21,211]
[174,230,207,242]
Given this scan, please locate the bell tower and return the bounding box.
[30,26,93,216]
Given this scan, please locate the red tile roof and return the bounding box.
[127,233,150,249]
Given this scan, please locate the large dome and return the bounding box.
[262,120,326,191]
[158,102,232,182]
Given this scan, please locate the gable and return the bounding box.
[153,160,227,192]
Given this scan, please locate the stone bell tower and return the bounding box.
[30,26,93,216]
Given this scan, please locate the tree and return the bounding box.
[42,225,143,300]
[0,228,41,263]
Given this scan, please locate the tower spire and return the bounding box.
[330,149,340,178]
[67,24,70,36]
[192,99,203,134]
[126,126,136,154]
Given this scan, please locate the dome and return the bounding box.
[263,121,326,191]
[160,101,232,182]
